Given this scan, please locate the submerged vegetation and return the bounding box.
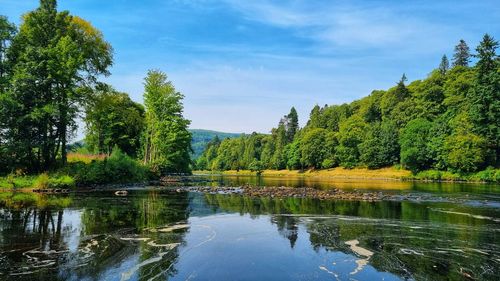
[196,36,500,182]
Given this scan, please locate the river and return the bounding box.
[0,175,498,280]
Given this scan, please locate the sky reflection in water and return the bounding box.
[0,178,499,280]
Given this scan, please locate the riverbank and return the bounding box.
[194,167,500,183]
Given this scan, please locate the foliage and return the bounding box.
[197,36,499,178]
[0,0,113,172]
[142,70,192,174]
[66,148,150,186]
[85,85,145,157]
[33,173,75,189]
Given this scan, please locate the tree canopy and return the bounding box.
[197,36,499,174]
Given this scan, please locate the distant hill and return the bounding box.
[190,129,241,159]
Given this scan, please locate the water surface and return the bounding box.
[0,176,499,280]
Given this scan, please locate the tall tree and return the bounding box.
[439,54,449,75]
[0,16,16,91]
[1,0,112,171]
[286,107,299,142]
[143,70,192,174]
[452,39,470,67]
[469,34,500,165]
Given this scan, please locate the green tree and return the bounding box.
[143,70,192,174]
[439,54,449,75]
[444,113,487,172]
[301,128,328,169]
[399,118,434,173]
[85,86,145,157]
[469,34,499,165]
[286,107,299,142]
[359,121,399,169]
[335,116,367,168]
[0,16,16,91]
[452,39,470,67]
[0,0,112,172]
[286,139,302,170]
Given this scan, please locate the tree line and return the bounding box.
[196,36,499,174]
[0,0,192,176]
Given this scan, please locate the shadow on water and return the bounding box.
[0,177,498,280]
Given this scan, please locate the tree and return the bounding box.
[399,119,434,173]
[439,55,449,75]
[444,113,487,173]
[452,39,470,67]
[286,107,299,142]
[301,128,327,169]
[143,70,192,174]
[0,0,113,172]
[469,34,499,165]
[286,139,302,170]
[335,116,367,168]
[0,16,16,91]
[380,74,410,119]
[307,105,322,128]
[359,121,399,169]
[85,86,145,157]
[270,121,287,169]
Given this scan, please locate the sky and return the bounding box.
[1,0,499,135]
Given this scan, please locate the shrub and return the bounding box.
[34,173,50,189]
[33,173,75,189]
[67,148,151,186]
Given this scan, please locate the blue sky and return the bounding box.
[2,0,499,134]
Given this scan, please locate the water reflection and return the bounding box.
[0,187,498,280]
[195,174,500,194]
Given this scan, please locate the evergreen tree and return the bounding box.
[395,74,409,100]
[469,34,500,165]
[439,55,449,75]
[286,107,299,142]
[452,39,470,67]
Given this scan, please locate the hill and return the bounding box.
[190,129,241,159]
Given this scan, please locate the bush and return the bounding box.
[33,173,75,189]
[66,148,151,186]
[248,159,264,175]
[34,173,50,189]
[470,168,500,182]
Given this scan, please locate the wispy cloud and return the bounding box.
[221,0,454,52]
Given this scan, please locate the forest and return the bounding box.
[0,0,192,186]
[196,37,500,181]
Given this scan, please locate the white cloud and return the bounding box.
[221,0,453,52]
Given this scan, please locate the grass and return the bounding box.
[0,174,76,189]
[67,152,106,164]
[195,166,500,183]
[1,150,151,189]
[406,168,500,182]
[195,167,412,180]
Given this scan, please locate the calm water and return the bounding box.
[0,176,499,281]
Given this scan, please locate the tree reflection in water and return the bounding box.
[202,193,500,281]
[0,190,498,280]
[0,191,191,280]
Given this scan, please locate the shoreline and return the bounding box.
[193,168,498,184]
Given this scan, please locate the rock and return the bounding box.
[114,190,128,196]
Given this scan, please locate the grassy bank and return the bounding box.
[0,150,152,190]
[194,166,500,183]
